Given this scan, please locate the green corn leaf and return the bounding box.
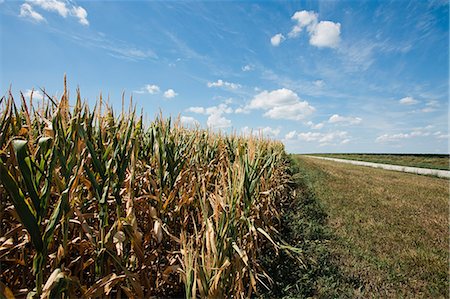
[0,160,43,252]
[12,140,41,217]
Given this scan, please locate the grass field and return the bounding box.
[310,153,450,171]
[294,155,449,298]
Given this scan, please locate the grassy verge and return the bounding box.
[309,153,450,171]
[261,155,357,298]
[295,155,449,297]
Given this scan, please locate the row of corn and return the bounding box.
[0,81,298,298]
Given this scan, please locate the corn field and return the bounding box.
[0,81,299,298]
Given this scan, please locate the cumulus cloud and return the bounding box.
[180,116,199,127]
[298,131,349,143]
[207,79,241,90]
[309,21,341,48]
[163,89,178,99]
[328,114,362,125]
[247,88,315,121]
[289,10,318,37]
[399,96,419,105]
[263,102,314,121]
[187,103,233,129]
[286,10,341,48]
[207,113,231,129]
[23,89,44,100]
[134,84,160,94]
[270,33,285,46]
[241,126,281,138]
[306,121,324,129]
[20,3,46,22]
[21,0,89,26]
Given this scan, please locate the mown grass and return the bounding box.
[295,155,449,298]
[261,155,358,298]
[310,153,450,171]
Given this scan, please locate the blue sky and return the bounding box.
[1,0,448,153]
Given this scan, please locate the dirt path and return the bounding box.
[305,155,450,179]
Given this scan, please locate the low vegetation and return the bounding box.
[295,155,449,297]
[0,82,301,298]
[310,153,450,171]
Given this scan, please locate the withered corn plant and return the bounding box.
[0,79,301,298]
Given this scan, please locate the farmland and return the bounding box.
[294,155,449,297]
[310,153,450,171]
[0,84,448,298]
[0,86,302,298]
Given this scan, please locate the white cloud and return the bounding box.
[270,33,285,46]
[207,79,241,90]
[247,88,315,121]
[205,103,233,115]
[242,64,253,72]
[287,10,341,48]
[207,113,231,129]
[376,133,410,143]
[309,21,341,48]
[187,106,205,114]
[145,84,160,94]
[23,89,44,100]
[306,121,324,129]
[134,84,160,94]
[163,89,178,99]
[28,0,69,17]
[71,5,88,26]
[297,131,349,144]
[241,126,280,138]
[399,96,419,105]
[187,103,233,129]
[235,107,250,114]
[328,114,362,125]
[20,3,46,22]
[285,130,297,140]
[289,10,318,38]
[23,0,89,26]
[264,102,315,121]
[180,116,199,127]
[376,130,432,143]
[248,88,299,109]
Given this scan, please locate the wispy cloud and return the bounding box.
[207,79,241,90]
[134,84,160,94]
[22,0,89,26]
[399,96,419,105]
[20,3,46,23]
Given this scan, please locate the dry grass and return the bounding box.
[310,153,450,171]
[295,155,449,298]
[0,81,298,298]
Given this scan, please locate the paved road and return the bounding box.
[304,156,450,179]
